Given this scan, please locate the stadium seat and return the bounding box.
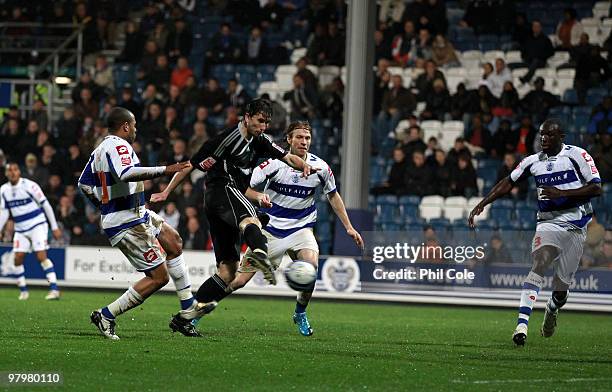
[421,195,445,207]
[490,206,513,222]
[375,195,398,205]
[444,196,468,207]
[505,50,523,64]
[516,208,536,222]
[399,195,421,207]
[483,50,504,63]
[443,205,465,222]
[563,89,579,104]
[419,205,443,221]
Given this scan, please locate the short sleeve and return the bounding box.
[510,155,535,184]
[250,159,280,188]
[572,148,601,184]
[27,180,47,204]
[107,141,135,178]
[320,164,337,194]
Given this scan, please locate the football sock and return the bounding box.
[14,264,27,292]
[196,274,231,303]
[243,224,267,254]
[546,290,568,312]
[517,271,544,327]
[295,291,312,313]
[166,254,195,310]
[101,286,143,320]
[41,259,58,291]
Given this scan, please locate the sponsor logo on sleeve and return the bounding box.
[199,157,217,171]
[271,142,285,154]
[121,156,132,166]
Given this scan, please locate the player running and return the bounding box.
[78,107,215,340]
[150,99,315,318]
[0,163,62,300]
[468,119,602,346]
[233,121,363,336]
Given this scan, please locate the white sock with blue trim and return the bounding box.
[517,271,544,327]
[102,286,143,319]
[166,254,195,310]
[14,264,27,292]
[41,259,58,291]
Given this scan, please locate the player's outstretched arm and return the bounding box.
[282,153,319,177]
[150,164,194,203]
[468,177,513,228]
[121,161,192,182]
[327,191,364,250]
[245,187,272,208]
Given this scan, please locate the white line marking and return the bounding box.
[452,377,612,384]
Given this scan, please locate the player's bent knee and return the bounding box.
[239,217,260,232]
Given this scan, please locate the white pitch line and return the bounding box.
[452,377,612,384]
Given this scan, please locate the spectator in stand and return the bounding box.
[588,96,612,134]
[570,33,595,66]
[450,154,478,198]
[400,126,427,162]
[56,195,84,243]
[372,147,408,195]
[139,101,165,148]
[167,18,192,62]
[164,106,180,134]
[465,114,492,154]
[491,119,515,157]
[140,2,163,34]
[181,217,208,250]
[159,202,181,229]
[476,84,498,114]
[296,57,318,92]
[483,235,513,264]
[167,84,183,113]
[90,54,114,95]
[207,23,242,64]
[511,12,531,49]
[592,133,611,182]
[227,78,251,112]
[556,8,583,49]
[53,107,80,150]
[170,56,193,90]
[188,121,211,155]
[480,62,494,89]
[117,20,145,64]
[520,77,559,122]
[379,0,406,31]
[74,87,99,121]
[373,61,391,115]
[414,60,446,101]
[460,0,515,35]
[260,93,287,137]
[71,71,100,104]
[410,28,433,67]
[139,40,161,80]
[22,153,49,186]
[496,152,528,200]
[450,83,478,121]
[323,21,345,66]
[519,20,554,84]
[283,74,319,121]
[575,45,610,105]
[492,81,519,118]
[404,150,434,196]
[0,105,20,135]
[421,78,450,121]
[67,144,86,184]
[44,174,64,208]
[119,88,143,121]
[306,22,328,66]
[28,99,49,132]
[148,53,172,92]
[73,1,102,59]
[245,26,268,64]
[374,29,392,64]
[488,58,512,98]
[2,119,21,160]
[180,75,200,108]
[513,115,537,156]
[175,180,202,212]
[431,34,459,68]
[391,20,416,67]
[200,78,228,116]
[377,74,416,140]
[320,76,345,124]
[432,149,452,197]
[18,120,40,157]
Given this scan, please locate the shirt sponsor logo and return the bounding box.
[199,157,217,171]
[121,156,132,166]
[116,145,129,155]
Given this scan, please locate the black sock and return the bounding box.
[243,224,267,253]
[552,290,568,309]
[196,274,229,303]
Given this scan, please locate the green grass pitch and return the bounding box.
[1,287,611,391]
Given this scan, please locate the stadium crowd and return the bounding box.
[0,0,610,266]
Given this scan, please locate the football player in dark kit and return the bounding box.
[151,99,316,334]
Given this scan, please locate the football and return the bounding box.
[284,261,317,291]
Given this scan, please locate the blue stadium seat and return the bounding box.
[375,195,398,205]
[563,89,579,104]
[516,208,536,222]
[490,206,513,221]
[113,64,136,91]
[399,195,421,207]
[496,199,515,208]
[401,206,419,220]
[429,217,451,229]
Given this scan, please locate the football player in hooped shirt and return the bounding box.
[151,99,316,317]
[469,119,602,346]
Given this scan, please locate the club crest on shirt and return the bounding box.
[291,173,299,183]
[546,162,554,171]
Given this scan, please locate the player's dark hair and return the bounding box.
[245,98,272,120]
[5,161,20,169]
[540,118,565,136]
[106,107,133,131]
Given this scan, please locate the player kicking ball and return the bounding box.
[0,163,62,300]
[232,121,363,336]
[469,119,602,346]
[151,100,315,331]
[78,107,216,340]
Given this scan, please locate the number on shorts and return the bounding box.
[143,249,158,263]
[534,236,542,248]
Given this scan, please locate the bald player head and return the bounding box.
[107,107,137,144]
[539,118,565,155]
